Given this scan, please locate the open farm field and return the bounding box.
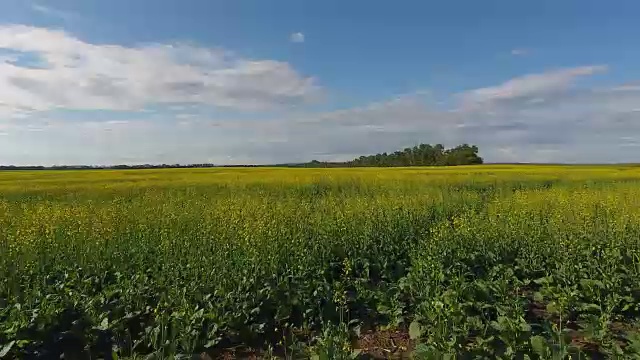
[2,165,640,359]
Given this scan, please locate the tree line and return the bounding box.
[0,144,482,170]
[299,143,483,167]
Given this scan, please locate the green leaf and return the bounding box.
[0,341,15,358]
[621,302,635,312]
[546,302,559,314]
[625,332,640,353]
[581,303,601,312]
[100,317,109,330]
[409,320,422,340]
[144,353,158,360]
[533,292,544,303]
[530,335,548,356]
[490,320,503,332]
[204,338,220,348]
[443,353,455,360]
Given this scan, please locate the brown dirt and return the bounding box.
[355,328,415,359]
[207,347,260,360]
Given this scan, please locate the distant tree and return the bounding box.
[342,143,482,167]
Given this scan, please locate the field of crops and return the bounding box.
[2,165,640,359]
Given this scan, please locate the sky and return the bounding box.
[1,0,640,165]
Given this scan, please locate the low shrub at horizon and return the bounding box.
[1,165,640,358]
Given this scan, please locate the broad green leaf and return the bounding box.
[409,320,422,340]
[530,335,548,356]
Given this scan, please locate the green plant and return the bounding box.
[309,322,360,360]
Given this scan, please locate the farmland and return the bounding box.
[2,165,640,358]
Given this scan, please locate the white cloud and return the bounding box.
[460,65,607,109]
[290,32,305,43]
[510,48,529,56]
[0,25,320,116]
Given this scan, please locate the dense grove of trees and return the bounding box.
[350,143,482,166]
[300,143,483,167]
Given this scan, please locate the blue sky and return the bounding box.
[1,0,640,165]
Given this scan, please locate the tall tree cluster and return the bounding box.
[348,143,483,166]
[299,144,483,167]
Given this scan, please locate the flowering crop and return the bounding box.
[1,165,640,358]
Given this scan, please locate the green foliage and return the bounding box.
[0,166,639,358]
[349,143,483,167]
[301,143,483,167]
[309,322,359,360]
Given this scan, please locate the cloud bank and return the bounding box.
[0,25,320,117]
[1,26,640,165]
